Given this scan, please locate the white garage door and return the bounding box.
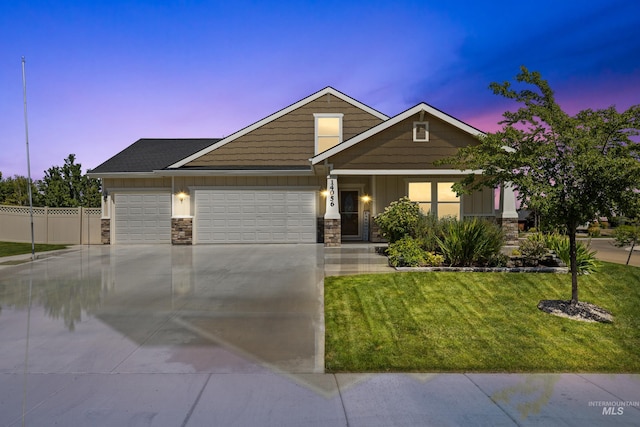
[114,193,171,244]
[195,189,317,243]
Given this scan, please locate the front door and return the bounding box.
[340,190,359,238]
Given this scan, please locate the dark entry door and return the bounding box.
[340,190,359,237]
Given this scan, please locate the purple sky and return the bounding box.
[1,0,639,179]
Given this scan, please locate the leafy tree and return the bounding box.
[441,66,640,304]
[39,154,101,207]
[0,172,43,206]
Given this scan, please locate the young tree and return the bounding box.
[442,66,640,305]
[39,154,101,207]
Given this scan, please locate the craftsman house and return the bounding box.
[89,87,518,246]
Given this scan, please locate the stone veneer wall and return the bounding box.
[171,218,193,245]
[101,219,110,244]
[323,218,341,247]
[498,217,519,246]
[370,220,386,243]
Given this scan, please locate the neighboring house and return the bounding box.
[89,87,518,246]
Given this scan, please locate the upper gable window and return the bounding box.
[315,113,343,154]
[413,121,429,142]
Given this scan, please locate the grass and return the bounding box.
[0,241,68,258]
[325,262,640,373]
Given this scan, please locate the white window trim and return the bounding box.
[314,113,344,155]
[413,121,429,142]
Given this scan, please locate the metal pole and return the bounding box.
[21,57,36,260]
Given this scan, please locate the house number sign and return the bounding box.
[328,179,336,208]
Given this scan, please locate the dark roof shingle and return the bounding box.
[89,138,221,174]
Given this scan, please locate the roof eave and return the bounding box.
[87,171,159,179]
[156,167,316,176]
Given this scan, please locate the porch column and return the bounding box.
[101,194,111,245]
[499,181,519,245]
[324,176,341,247]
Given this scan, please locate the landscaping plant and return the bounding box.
[436,218,504,267]
[387,236,426,267]
[519,234,548,266]
[373,197,421,243]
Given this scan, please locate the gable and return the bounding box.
[181,92,385,169]
[327,112,481,170]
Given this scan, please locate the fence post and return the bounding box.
[45,206,49,244]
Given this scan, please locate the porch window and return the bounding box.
[408,181,460,219]
[408,182,431,215]
[315,113,343,154]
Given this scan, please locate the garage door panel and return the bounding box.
[196,189,316,243]
[114,193,171,244]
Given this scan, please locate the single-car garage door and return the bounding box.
[114,193,171,244]
[195,189,316,243]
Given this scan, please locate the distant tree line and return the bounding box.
[0,154,101,208]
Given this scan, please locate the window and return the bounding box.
[408,182,431,215]
[315,113,343,154]
[408,181,460,219]
[413,121,429,142]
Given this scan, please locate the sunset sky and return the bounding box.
[1,0,639,179]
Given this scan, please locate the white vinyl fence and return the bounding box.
[0,205,102,245]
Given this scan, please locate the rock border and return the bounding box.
[537,300,614,323]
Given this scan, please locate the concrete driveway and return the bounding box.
[0,244,325,376]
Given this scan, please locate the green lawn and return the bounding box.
[325,263,640,373]
[0,241,68,258]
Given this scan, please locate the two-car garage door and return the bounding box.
[195,189,316,243]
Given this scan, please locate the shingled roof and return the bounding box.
[89,138,221,174]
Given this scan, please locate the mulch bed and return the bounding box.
[537,300,614,323]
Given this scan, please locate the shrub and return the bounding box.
[588,224,601,237]
[387,236,426,267]
[437,218,505,266]
[549,237,600,275]
[424,251,445,267]
[373,197,421,243]
[519,233,548,265]
[488,252,510,267]
[414,212,452,253]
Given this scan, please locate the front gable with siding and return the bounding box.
[90,88,518,246]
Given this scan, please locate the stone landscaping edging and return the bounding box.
[394,266,568,273]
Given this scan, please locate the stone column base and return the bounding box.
[171,217,193,245]
[324,218,341,247]
[370,219,386,243]
[498,217,519,245]
[101,219,111,244]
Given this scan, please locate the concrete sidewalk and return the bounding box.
[3,372,639,426]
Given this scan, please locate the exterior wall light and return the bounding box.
[361,195,371,203]
[321,189,330,198]
[177,192,187,203]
